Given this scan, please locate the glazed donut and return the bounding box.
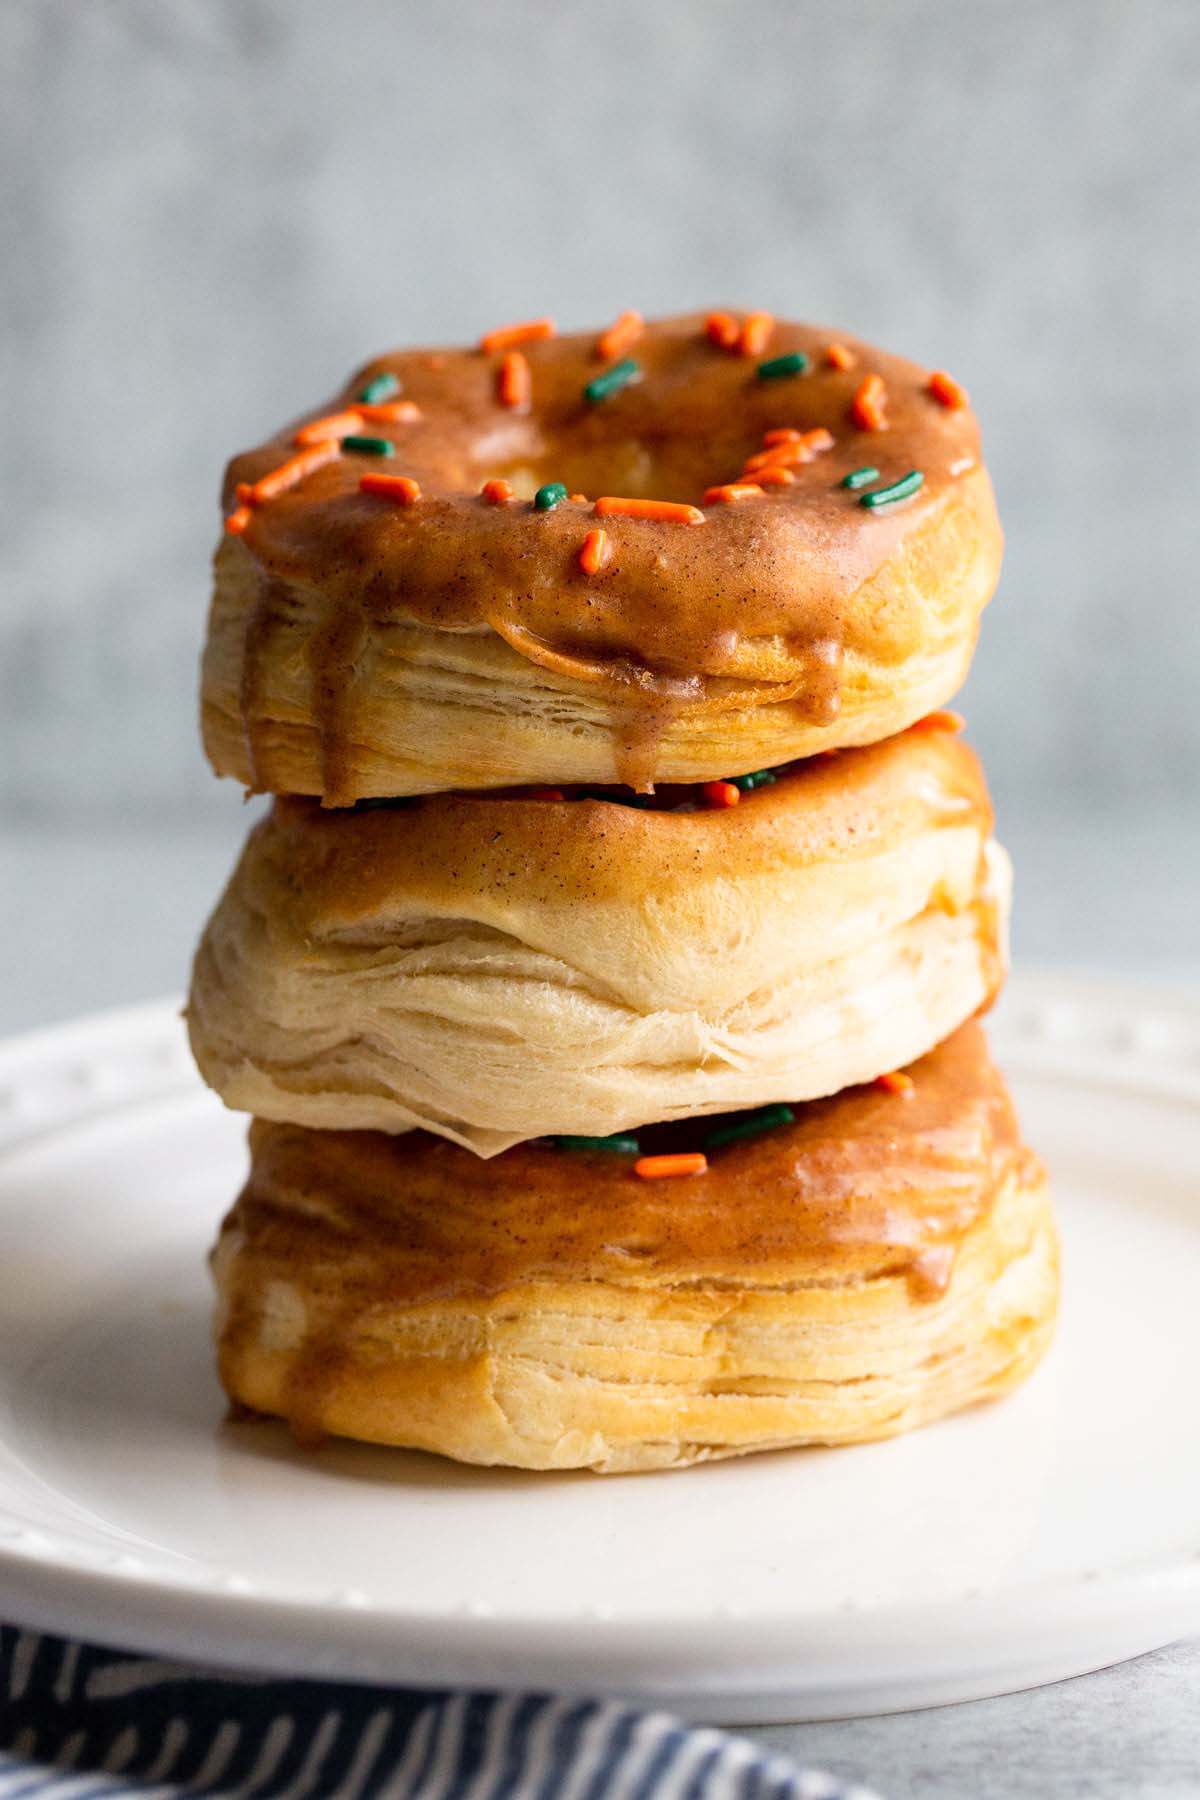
[201,312,1001,801]
[212,1023,1057,1472]
[187,722,1009,1154]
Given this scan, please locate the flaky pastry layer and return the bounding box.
[213,1025,1056,1472]
[202,471,998,799]
[188,727,1009,1152]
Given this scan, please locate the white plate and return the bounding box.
[0,974,1197,1724]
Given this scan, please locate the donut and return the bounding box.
[201,311,1001,801]
[187,721,1009,1154]
[211,1023,1057,1472]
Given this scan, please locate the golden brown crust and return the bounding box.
[187,726,1010,1151]
[202,314,1002,798]
[212,1025,1057,1471]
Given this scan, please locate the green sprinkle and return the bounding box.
[534,482,568,510]
[860,469,925,510]
[553,1133,640,1155]
[341,435,394,456]
[358,372,400,404]
[704,1104,795,1150]
[756,351,810,381]
[583,358,641,404]
[731,770,777,792]
[841,466,880,490]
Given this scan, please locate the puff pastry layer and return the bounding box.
[213,1023,1057,1472]
[188,725,1010,1153]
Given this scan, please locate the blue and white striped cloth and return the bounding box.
[0,1630,880,1799]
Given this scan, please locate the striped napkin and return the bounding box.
[0,1629,880,1798]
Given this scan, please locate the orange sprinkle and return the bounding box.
[235,481,254,505]
[579,528,610,576]
[596,309,645,362]
[851,373,889,431]
[743,429,833,474]
[743,444,804,473]
[743,447,796,473]
[594,496,705,525]
[224,504,253,535]
[825,342,856,370]
[738,310,775,356]
[752,466,796,487]
[359,400,422,426]
[635,1152,708,1181]
[763,427,802,446]
[705,310,740,350]
[912,708,966,734]
[876,1071,915,1097]
[928,369,969,410]
[359,473,421,504]
[479,316,555,354]
[703,780,740,808]
[703,482,763,505]
[251,440,340,503]
[569,492,589,503]
[481,478,514,504]
[497,350,531,410]
[294,408,363,447]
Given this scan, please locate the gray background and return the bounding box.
[1,6,1198,1792]
[4,0,1200,829]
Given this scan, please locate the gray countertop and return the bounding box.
[758,1642,1200,1800]
[3,811,1198,1797]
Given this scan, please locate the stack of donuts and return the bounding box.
[188,310,1058,1472]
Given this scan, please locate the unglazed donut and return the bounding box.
[212,1023,1056,1472]
[187,722,1009,1154]
[201,312,1001,801]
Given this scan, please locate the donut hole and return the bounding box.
[499,447,663,503]
[478,425,757,506]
